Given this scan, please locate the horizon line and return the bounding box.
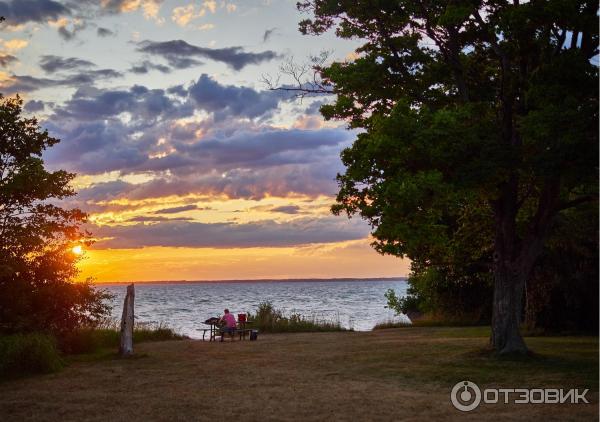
[91,276,408,285]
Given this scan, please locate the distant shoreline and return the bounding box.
[93,277,407,286]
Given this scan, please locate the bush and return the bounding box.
[0,333,63,378]
[384,266,493,326]
[248,302,346,333]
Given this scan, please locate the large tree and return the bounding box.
[293,0,598,353]
[0,95,110,338]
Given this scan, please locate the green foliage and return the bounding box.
[525,203,599,332]
[0,95,112,338]
[386,267,493,323]
[247,301,346,333]
[296,1,598,348]
[0,333,63,379]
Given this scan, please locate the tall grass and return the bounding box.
[0,333,63,379]
[247,302,347,333]
[60,320,186,354]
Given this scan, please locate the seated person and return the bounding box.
[219,309,237,342]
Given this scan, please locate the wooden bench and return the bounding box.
[199,319,256,341]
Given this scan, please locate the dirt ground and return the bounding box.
[0,327,597,421]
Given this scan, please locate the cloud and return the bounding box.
[0,53,17,67]
[2,38,28,51]
[171,4,205,27]
[262,27,278,43]
[270,205,301,214]
[98,0,164,22]
[136,39,279,71]
[0,0,69,25]
[96,27,115,37]
[49,84,190,122]
[189,74,283,120]
[39,55,95,73]
[39,78,350,202]
[125,215,193,222]
[24,99,45,112]
[153,204,199,214]
[90,217,369,249]
[129,60,171,74]
[57,20,86,41]
[2,68,124,93]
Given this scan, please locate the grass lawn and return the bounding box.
[0,327,597,421]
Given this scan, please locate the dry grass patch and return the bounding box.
[0,327,597,421]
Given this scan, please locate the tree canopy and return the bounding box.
[295,0,598,354]
[0,95,110,337]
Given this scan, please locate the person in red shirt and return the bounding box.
[219,309,237,342]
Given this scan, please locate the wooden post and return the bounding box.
[119,283,135,356]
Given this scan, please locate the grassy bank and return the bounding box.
[0,322,185,379]
[0,327,596,421]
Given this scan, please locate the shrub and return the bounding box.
[0,333,63,378]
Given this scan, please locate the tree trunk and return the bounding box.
[490,261,527,355]
[490,178,529,355]
[119,283,135,356]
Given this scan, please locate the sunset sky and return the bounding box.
[0,0,409,282]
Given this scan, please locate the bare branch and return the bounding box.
[261,52,335,100]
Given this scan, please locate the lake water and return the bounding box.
[102,279,408,338]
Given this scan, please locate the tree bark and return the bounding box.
[490,179,558,354]
[491,260,528,354]
[490,177,529,355]
[119,283,135,356]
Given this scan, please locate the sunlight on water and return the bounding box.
[103,279,408,338]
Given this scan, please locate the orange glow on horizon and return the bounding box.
[76,240,410,283]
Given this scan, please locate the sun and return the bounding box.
[71,245,83,255]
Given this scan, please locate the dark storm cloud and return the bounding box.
[0,0,69,25]
[24,100,45,112]
[129,60,171,74]
[97,27,115,37]
[90,217,369,249]
[154,205,199,214]
[39,55,95,73]
[137,40,280,71]
[0,54,17,67]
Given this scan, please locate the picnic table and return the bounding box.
[199,317,255,341]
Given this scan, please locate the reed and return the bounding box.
[247,301,347,333]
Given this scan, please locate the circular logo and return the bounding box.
[451,381,482,412]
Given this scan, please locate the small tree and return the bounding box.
[0,95,110,338]
[291,1,598,354]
